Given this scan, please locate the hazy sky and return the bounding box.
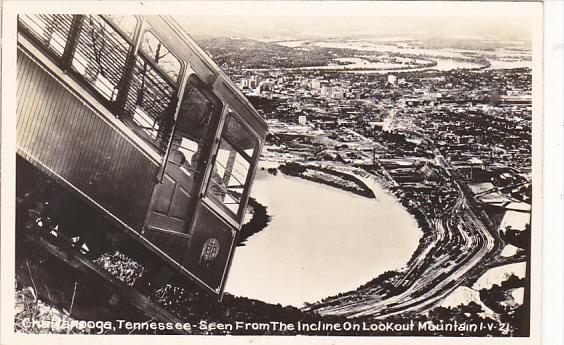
[173,1,535,42]
[177,15,531,42]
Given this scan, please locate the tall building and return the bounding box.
[311,79,322,89]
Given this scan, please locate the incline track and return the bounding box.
[16,231,192,334]
[15,160,193,334]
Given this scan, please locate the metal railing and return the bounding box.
[18,14,180,152]
[19,14,73,58]
[71,15,130,102]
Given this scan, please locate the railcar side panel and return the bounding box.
[16,51,158,231]
[181,203,236,292]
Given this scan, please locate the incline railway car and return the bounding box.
[16,14,267,296]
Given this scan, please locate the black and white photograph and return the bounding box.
[0,0,555,344]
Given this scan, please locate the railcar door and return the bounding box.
[141,79,221,263]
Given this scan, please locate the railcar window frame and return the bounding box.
[102,15,139,41]
[18,15,139,112]
[120,25,187,152]
[138,28,183,84]
[203,110,261,225]
[17,14,75,59]
[70,15,134,104]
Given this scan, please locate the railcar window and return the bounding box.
[206,115,257,221]
[122,30,181,150]
[104,15,137,39]
[173,86,220,166]
[124,54,177,147]
[222,115,257,158]
[18,14,74,58]
[140,31,181,82]
[72,15,131,101]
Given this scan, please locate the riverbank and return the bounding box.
[226,166,420,306]
[275,161,436,293]
[237,197,271,247]
[300,164,434,300]
[278,162,375,198]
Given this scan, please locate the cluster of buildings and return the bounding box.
[238,67,530,173]
[237,73,364,101]
[217,46,533,208]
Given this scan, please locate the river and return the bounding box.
[224,167,422,307]
[275,40,531,72]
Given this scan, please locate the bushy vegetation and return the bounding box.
[279,162,375,198]
[196,37,351,69]
[237,197,271,246]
